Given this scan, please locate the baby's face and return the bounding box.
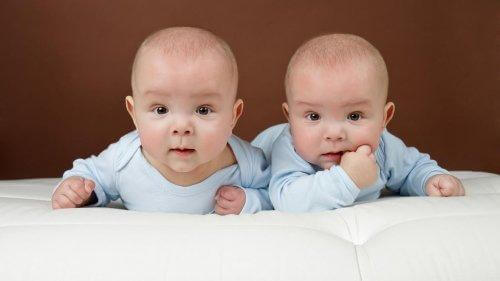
[285,62,393,170]
[128,50,240,173]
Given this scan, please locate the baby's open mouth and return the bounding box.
[321,151,344,162]
[170,148,195,155]
[322,151,344,157]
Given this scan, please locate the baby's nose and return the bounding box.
[325,125,346,141]
[170,119,193,136]
[172,128,192,135]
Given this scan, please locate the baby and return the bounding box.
[253,33,465,212]
[52,27,271,215]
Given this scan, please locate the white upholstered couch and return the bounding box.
[1,171,499,281]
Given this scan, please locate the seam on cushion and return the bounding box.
[334,209,364,280]
[337,211,355,242]
[1,210,499,230]
[1,209,499,245]
[0,222,345,232]
[0,223,356,243]
[353,245,364,281]
[353,212,500,245]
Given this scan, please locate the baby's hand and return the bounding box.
[340,145,378,189]
[214,185,246,215]
[52,176,95,209]
[425,174,465,197]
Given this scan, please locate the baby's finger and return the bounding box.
[426,185,442,197]
[216,195,233,209]
[69,183,90,202]
[83,179,95,194]
[449,177,465,196]
[55,194,76,208]
[216,186,232,199]
[438,178,455,197]
[52,200,61,209]
[63,188,85,205]
[451,182,465,196]
[214,187,224,201]
[440,187,453,197]
[458,184,465,196]
[356,145,372,155]
[214,204,232,215]
[220,188,239,200]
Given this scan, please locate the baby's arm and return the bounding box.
[214,185,272,215]
[381,130,456,196]
[52,136,124,209]
[214,142,273,215]
[238,147,274,213]
[269,137,376,213]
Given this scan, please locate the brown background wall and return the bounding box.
[0,0,498,179]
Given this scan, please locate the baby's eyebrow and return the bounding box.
[143,90,170,97]
[341,99,371,107]
[294,99,371,109]
[294,100,321,107]
[194,92,222,98]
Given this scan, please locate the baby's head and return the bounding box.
[126,27,243,173]
[284,34,395,169]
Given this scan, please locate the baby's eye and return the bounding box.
[196,106,212,115]
[306,112,321,121]
[347,112,361,121]
[154,106,169,115]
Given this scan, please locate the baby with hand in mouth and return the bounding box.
[254,33,464,212]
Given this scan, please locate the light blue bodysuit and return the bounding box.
[62,131,272,214]
[252,124,449,213]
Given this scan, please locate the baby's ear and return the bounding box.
[231,99,244,128]
[383,102,395,127]
[125,96,138,128]
[282,103,290,121]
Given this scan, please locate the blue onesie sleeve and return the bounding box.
[268,125,360,212]
[377,129,449,196]
[61,132,137,206]
[239,152,273,213]
[229,136,273,213]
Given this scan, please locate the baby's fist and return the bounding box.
[425,174,465,197]
[340,145,378,189]
[215,185,246,215]
[52,176,95,209]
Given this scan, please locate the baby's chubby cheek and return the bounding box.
[347,126,383,154]
[138,130,164,155]
[291,131,322,166]
[196,123,233,154]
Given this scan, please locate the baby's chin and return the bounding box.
[167,163,199,173]
[320,162,336,170]
[311,159,337,170]
[169,167,194,173]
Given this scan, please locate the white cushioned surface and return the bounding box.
[0,171,499,281]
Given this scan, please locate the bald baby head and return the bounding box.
[131,27,238,95]
[285,33,389,102]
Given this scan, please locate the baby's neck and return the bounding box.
[148,144,236,186]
